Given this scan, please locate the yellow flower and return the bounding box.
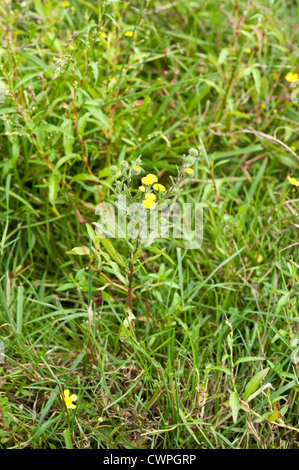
[245,48,251,54]
[285,72,299,83]
[124,31,133,37]
[153,183,166,192]
[145,193,156,201]
[61,1,69,7]
[185,168,194,176]
[60,389,77,409]
[287,175,299,186]
[139,186,145,192]
[141,174,158,186]
[257,254,263,263]
[100,32,107,39]
[143,199,156,210]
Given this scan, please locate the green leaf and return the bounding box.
[229,391,239,424]
[267,406,281,422]
[66,246,91,256]
[244,368,270,402]
[243,66,261,94]
[86,106,111,130]
[54,154,80,170]
[49,173,59,204]
[77,113,90,136]
[275,292,291,315]
[70,173,98,184]
[148,247,175,265]
[235,356,265,365]
[17,286,24,336]
[100,237,126,268]
[90,62,99,85]
[86,223,96,242]
[205,366,231,375]
[119,310,136,342]
[63,429,74,449]
[109,261,128,285]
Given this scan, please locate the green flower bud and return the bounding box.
[120,161,129,170]
[189,148,199,157]
[110,165,118,176]
[134,157,142,166]
[185,156,195,166]
[115,181,122,191]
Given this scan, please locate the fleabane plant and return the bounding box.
[67,149,198,312]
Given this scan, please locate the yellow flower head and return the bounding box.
[124,31,133,37]
[139,186,145,192]
[287,175,299,187]
[285,72,299,83]
[245,48,251,54]
[153,183,166,192]
[143,199,156,210]
[61,1,69,7]
[132,165,141,175]
[145,193,156,201]
[185,168,194,176]
[100,32,107,39]
[60,389,77,409]
[141,174,158,186]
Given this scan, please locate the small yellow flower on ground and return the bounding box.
[100,32,107,39]
[153,183,166,192]
[185,168,194,176]
[139,186,145,192]
[141,174,158,185]
[245,48,251,54]
[145,193,156,201]
[124,31,133,37]
[287,175,299,186]
[143,199,156,209]
[285,72,299,83]
[61,1,69,7]
[60,389,77,409]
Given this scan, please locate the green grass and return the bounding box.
[0,0,299,449]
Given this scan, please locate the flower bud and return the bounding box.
[115,181,122,191]
[110,165,118,176]
[132,165,141,175]
[189,148,198,157]
[185,156,195,166]
[120,161,129,170]
[184,168,194,177]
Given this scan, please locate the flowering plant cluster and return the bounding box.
[105,149,197,309]
[105,149,197,244]
[67,149,198,313]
